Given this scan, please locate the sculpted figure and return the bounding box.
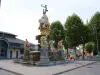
[41,4,48,15]
[40,36,48,48]
[49,40,55,51]
[39,14,49,26]
[24,39,30,60]
[57,40,63,50]
[24,39,30,50]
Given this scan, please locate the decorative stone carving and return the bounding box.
[57,40,63,50]
[38,14,50,32]
[40,36,48,48]
[49,40,55,51]
[24,39,30,50]
[39,15,49,25]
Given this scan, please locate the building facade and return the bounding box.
[0,31,35,59]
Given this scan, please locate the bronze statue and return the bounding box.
[41,4,48,15]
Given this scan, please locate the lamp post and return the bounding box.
[93,24,99,55]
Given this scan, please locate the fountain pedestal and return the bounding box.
[38,48,49,65]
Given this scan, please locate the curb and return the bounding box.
[53,61,96,75]
[0,68,23,75]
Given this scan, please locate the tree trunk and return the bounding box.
[67,48,69,59]
[82,44,85,60]
[74,47,76,60]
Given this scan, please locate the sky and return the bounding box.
[0,0,1,8]
[0,0,100,44]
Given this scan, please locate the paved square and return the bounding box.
[0,60,96,75]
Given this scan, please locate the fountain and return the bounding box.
[14,4,67,66]
[36,5,65,65]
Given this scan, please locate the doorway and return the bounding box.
[16,51,18,59]
[10,51,12,58]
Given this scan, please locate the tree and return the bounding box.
[85,23,94,43]
[89,12,100,54]
[50,21,64,48]
[81,24,93,59]
[63,30,69,59]
[92,44,98,55]
[85,42,95,54]
[64,14,85,59]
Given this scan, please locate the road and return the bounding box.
[59,62,100,75]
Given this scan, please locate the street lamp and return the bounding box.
[93,24,99,55]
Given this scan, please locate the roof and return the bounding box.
[0,31,17,36]
[0,31,35,46]
[0,37,35,46]
[7,38,34,45]
[6,38,25,44]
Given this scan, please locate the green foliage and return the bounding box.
[93,44,97,54]
[62,29,68,49]
[64,14,85,47]
[85,24,94,42]
[49,12,100,54]
[88,12,100,52]
[50,21,64,48]
[90,12,100,26]
[85,42,95,53]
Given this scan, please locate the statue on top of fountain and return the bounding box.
[38,4,50,35]
[41,4,48,15]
